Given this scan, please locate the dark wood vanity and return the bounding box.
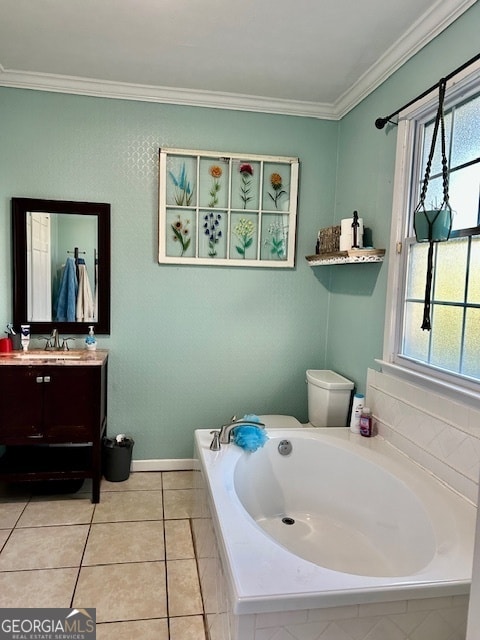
[0,350,108,503]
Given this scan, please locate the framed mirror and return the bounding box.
[12,198,111,335]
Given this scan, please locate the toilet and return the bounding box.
[259,369,354,429]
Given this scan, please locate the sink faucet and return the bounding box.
[218,416,265,445]
[45,328,61,351]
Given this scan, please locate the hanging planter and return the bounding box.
[412,78,453,331]
[414,206,452,243]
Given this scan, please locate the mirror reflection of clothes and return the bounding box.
[76,260,95,321]
[54,257,78,322]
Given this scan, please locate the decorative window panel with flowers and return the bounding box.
[158,148,299,267]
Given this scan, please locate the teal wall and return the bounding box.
[328,2,480,388]
[1,2,479,460]
[0,91,338,459]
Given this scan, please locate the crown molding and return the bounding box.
[334,0,478,118]
[0,0,475,120]
[0,66,337,120]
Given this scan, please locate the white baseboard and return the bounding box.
[131,459,194,472]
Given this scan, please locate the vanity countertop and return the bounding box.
[0,349,108,366]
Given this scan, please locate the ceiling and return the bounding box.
[0,0,475,119]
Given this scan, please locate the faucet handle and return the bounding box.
[40,336,53,350]
[61,337,75,351]
[209,430,221,451]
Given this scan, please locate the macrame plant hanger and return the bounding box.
[413,78,452,331]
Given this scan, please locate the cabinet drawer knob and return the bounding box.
[44,376,51,383]
[27,434,43,439]
[36,376,43,383]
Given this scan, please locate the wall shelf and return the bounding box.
[306,249,385,266]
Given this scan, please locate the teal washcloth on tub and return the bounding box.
[232,415,268,452]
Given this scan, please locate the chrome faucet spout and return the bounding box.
[218,416,265,445]
[45,328,61,351]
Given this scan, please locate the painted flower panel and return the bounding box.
[199,210,227,259]
[230,214,258,260]
[262,163,290,211]
[260,213,289,261]
[166,210,196,257]
[199,158,229,208]
[166,156,196,207]
[231,161,260,210]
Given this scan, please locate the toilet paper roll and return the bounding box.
[340,218,363,250]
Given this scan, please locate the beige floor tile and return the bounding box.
[96,618,169,640]
[0,499,28,529]
[102,472,163,492]
[74,561,167,623]
[170,615,206,640]
[0,568,78,607]
[167,559,203,617]
[165,519,194,560]
[164,489,194,519]
[17,495,95,527]
[0,525,89,570]
[92,490,163,523]
[0,530,10,550]
[83,520,165,565]
[163,470,195,490]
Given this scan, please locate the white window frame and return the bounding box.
[381,59,480,404]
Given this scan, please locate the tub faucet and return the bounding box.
[219,416,265,445]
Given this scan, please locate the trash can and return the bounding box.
[102,434,135,482]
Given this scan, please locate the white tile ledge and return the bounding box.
[376,421,477,505]
[375,359,480,410]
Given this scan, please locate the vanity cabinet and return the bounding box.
[0,351,108,503]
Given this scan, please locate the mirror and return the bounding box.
[12,198,111,335]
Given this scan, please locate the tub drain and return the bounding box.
[278,440,293,456]
[282,517,295,525]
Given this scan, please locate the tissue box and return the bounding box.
[318,225,341,253]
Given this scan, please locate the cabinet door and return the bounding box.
[0,367,44,442]
[43,366,101,442]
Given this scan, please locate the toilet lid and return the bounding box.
[258,414,302,428]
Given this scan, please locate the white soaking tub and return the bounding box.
[193,428,476,640]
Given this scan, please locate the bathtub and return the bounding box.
[193,428,476,640]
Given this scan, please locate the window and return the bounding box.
[384,62,480,392]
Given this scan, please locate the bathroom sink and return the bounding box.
[14,352,82,360]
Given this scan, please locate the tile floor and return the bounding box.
[0,471,207,640]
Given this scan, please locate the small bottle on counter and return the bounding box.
[349,393,364,434]
[360,407,373,437]
[85,325,97,351]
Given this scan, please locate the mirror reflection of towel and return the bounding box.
[54,257,78,322]
[76,264,95,321]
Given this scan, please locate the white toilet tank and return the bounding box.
[306,369,354,427]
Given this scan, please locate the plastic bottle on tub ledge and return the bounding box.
[360,407,373,437]
[349,393,364,434]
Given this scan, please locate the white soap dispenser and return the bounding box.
[85,325,97,351]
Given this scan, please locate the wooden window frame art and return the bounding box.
[158,148,299,267]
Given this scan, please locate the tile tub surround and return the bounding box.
[0,471,207,640]
[366,367,480,504]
